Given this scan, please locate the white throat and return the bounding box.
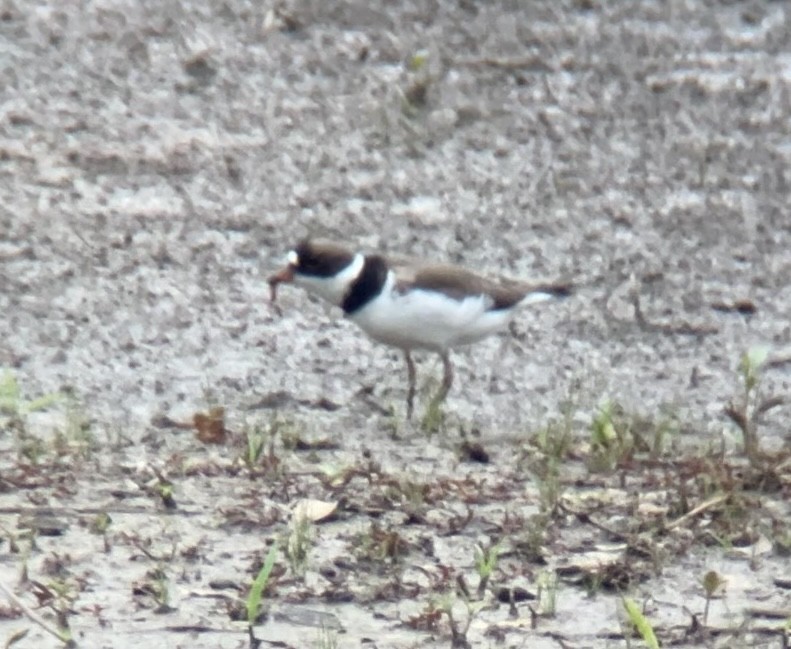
[293,252,365,307]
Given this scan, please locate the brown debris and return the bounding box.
[193,407,227,445]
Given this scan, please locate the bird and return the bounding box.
[269,239,570,418]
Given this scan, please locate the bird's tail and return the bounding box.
[519,282,572,306]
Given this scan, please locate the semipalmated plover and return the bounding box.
[269,239,569,417]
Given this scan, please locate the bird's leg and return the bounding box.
[430,351,454,408]
[488,333,512,393]
[404,350,417,419]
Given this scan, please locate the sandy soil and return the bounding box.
[1,1,790,647]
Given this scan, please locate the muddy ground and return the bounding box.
[1,0,790,647]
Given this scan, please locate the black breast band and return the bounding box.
[342,255,388,314]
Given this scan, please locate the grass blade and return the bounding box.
[247,543,278,625]
[623,597,659,649]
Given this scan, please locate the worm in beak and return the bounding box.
[267,265,295,310]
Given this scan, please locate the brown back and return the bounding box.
[394,263,531,310]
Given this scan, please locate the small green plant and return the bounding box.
[724,346,782,463]
[53,393,95,459]
[244,425,268,469]
[355,522,408,564]
[89,512,113,553]
[646,405,679,460]
[532,416,574,463]
[591,400,617,447]
[401,49,431,115]
[151,567,172,613]
[241,416,291,475]
[589,400,633,472]
[622,597,659,649]
[0,371,64,462]
[515,513,550,563]
[473,541,501,597]
[0,581,75,647]
[584,570,605,598]
[0,371,62,421]
[420,397,445,434]
[393,476,430,512]
[741,347,768,396]
[407,49,429,72]
[525,414,574,514]
[44,579,78,644]
[155,480,177,509]
[435,589,485,648]
[536,570,558,617]
[536,457,563,515]
[701,570,724,626]
[17,434,47,464]
[247,543,278,627]
[286,513,313,577]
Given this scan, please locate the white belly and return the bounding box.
[347,284,513,352]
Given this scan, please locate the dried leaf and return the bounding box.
[5,628,29,648]
[194,407,226,444]
[291,499,338,523]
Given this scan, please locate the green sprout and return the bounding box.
[0,371,62,418]
[247,542,278,626]
[702,570,724,626]
[473,541,501,597]
[622,597,659,649]
[286,514,312,577]
[725,346,782,463]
